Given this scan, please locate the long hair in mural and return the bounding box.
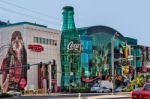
[1,31,27,92]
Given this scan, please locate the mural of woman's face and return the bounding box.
[11,31,23,51]
[1,31,27,92]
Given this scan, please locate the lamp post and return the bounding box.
[133,50,137,79]
[111,32,119,95]
[111,36,115,95]
[48,61,52,94]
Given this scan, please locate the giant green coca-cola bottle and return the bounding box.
[61,6,81,91]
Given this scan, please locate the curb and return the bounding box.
[82,95,131,99]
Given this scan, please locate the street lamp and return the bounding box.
[111,32,119,95]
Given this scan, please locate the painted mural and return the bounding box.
[1,31,27,92]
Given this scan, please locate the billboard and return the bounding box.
[1,31,27,92]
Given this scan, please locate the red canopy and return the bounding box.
[81,77,101,83]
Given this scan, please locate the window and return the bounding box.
[45,39,48,44]
[34,37,38,43]
[52,40,55,45]
[37,37,40,43]
[43,38,46,44]
[54,40,57,46]
[33,37,57,46]
[48,39,51,45]
[41,38,44,44]
[144,84,150,90]
[39,38,42,43]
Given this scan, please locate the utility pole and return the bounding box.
[111,37,115,95]
[48,62,52,93]
[134,53,137,79]
[111,32,119,95]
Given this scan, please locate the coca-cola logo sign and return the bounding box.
[28,44,44,52]
[67,41,82,51]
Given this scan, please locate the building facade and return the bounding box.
[60,6,150,92]
[0,22,61,92]
[1,6,150,93]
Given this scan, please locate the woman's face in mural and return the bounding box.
[11,33,23,51]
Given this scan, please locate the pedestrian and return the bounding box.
[48,88,51,94]
[33,89,36,95]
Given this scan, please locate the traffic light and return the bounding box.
[39,62,43,68]
[27,64,30,70]
[123,64,129,75]
[123,47,129,59]
[52,59,56,65]
[49,61,51,65]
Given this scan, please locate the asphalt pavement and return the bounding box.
[9,92,131,99]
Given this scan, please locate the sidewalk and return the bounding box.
[22,93,61,96]
[22,93,78,96]
[22,92,131,99]
[82,93,131,99]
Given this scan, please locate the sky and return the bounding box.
[0,0,150,46]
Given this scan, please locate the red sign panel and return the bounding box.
[28,44,44,52]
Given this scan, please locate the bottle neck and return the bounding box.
[62,11,76,32]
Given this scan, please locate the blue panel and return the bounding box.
[136,60,142,67]
[117,67,122,75]
[81,53,89,63]
[80,35,92,77]
[64,75,70,86]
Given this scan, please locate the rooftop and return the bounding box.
[0,21,47,28]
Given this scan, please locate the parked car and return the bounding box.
[101,80,113,89]
[131,83,150,99]
[115,86,125,92]
[90,80,113,92]
[134,87,141,91]
[96,87,111,93]
[90,83,101,92]
[7,90,21,96]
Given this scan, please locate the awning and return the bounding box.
[81,77,101,83]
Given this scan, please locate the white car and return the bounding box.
[7,90,21,96]
[90,84,101,92]
[115,86,123,92]
[90,80,112,92]
[115,85,127,92]
[96,87,111,93]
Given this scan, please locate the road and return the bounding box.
[7,92,130,99]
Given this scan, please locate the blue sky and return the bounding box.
[0,0,150,46]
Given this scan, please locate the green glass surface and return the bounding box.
[61,6,81,91]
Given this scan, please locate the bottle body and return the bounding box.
[60,6,81,91]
